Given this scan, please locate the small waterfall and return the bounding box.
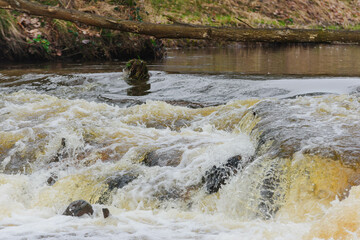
[1,89,360,239]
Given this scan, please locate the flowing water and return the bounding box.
[0,44,360,240]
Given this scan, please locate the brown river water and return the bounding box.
[0,44,360,239]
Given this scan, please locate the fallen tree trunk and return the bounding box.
[1,0,360,44]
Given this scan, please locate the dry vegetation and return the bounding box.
[1,0,360,61]
[147,0,360,29]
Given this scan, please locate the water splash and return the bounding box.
[0,82,360,239]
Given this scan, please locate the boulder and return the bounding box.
[63,200,93,217]
[124,59,150,82]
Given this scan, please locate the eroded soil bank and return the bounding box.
[1,0,360,62]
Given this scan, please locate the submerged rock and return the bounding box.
[63,200,93,217]
[202,155,244,194]
[258,161,283,220]
[50,138,67,163]
[248,96,360,164]
[106,172,137,191]
[143,149,182,167]
[124,59,150,81]
[155,187,182,201]
[46,174,58,186]
[165,100,206,109]
[97,172,137,204]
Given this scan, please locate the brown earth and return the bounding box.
[1,0,360,62]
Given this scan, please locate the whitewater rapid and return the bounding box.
[0,69,360,239]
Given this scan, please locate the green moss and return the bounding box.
[277,20,286,27]
[326,25,342,30]
[124,59,150,81]
[349,24,360,30]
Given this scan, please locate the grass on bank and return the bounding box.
[147,0,360,29]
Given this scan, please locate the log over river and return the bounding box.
[0,44,360,239]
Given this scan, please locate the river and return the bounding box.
[0,44,360,239]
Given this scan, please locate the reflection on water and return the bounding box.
[160,44,360,76]
[1,44,360,76]
[125,78,151,96]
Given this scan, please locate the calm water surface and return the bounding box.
[161,44,360,75]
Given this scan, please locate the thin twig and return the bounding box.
[235,17,254,29]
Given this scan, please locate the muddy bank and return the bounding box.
[0,14,165,62]
[0,2,166,62]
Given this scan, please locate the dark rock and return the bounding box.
[124,59,150,82]
[143,151,160,167]
[60,137,66,148]
[143,150,181,167]
[97,172,137,204]
[63,200,93,217]
[284,92,329,99]
[225,155,243,170]
[257,159,285,220]
[155,187,182,201]
[102,208,110,218]
[165,100,205,109]
[47,174,58,186]
[202,155,244,194]
[106,172,137,191]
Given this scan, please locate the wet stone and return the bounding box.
[143,150,182,167]
[46,174,58,186]
[106,172,137,191]
[258,162,283,220]
[49,138,67,163]
[63,200,93,217]
[202,155,243,194]
[156,187,182,201]
[249,96,360,164]
[124,59,150,81]
[97,172,137,204]
[284,92,329,99]
[165,100,205,109]
[102,208,110,218]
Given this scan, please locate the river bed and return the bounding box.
[1,44,360,239]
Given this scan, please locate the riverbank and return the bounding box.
[1,0,360,62]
